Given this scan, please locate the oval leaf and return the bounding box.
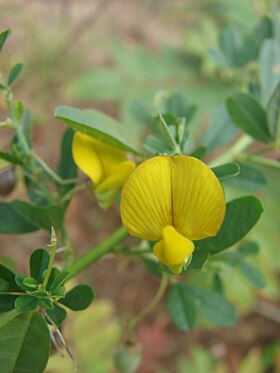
[227,93,272,143]
[0,312,50,373]
[8,63,24,86]
[59,284,95,311]
[187,285,237,326]
[30,249,50,283]
[167,284,196,331]
[15,296,39,312]
[225,164,266,191]
[197,196,264,254]
[211,162,240,181]
[239,261,266,289]
[0,202,38,234]
[0,29,11,51]
[55,106,142,155]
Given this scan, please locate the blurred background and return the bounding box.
[1,0,280,372]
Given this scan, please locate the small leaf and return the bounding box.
[57,128,77,193]
[0,264,21,292]
[259,39,280,106]
[212,273,224,294]
[15,274,33,292]
[50,270,70,293]
[0,294,18,312]
[0,202,38,234]
[59,284,95,311]
[0,312,51,373]
[0,151,23,165]
[225,164,266,191]
[197,196,263,254]
[187,285,237,326]
[46,304,67,327]
[267,80,280,140]
[23,276,38,289]
[227,93,272,143]
[184,250,209,272]
[46,267,59,291]
[27,290,48,298]
[211,162,240,181]
[7,63,24,86]
[51,286,66,298]
[190,146,207,160]
[239,261,266,288]
[39,298,54,310]
[11,200,64,231]
[30,248,50,283]
[141,257,162,277]
[55,106,142,155]
[238,241,259,256]
[0,29,11,51]
[15,296,39,312]
[167,284,196,331]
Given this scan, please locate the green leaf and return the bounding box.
[0,202,38,234]
[218,27,243,68]
[0,295,18,312]
[46,304,67,327]
[0,151,23,165]
[259,39,280,106]
[141,257,162,277]
[167,284,196,331]
[30,249,50,283]
[50,270,70,293]
[267,81,280,140]
[187,285,237,326]
[15,274,33,292]
[184,250,209,272]
[15,296,39,312]
[202,105,238,152]
[212,273,224,294]
[0,264,21,292]
[197,196,264,254]
[227,93,272,143]
[39,299,54,310]
[225,164,266,191]
[46,267,59,291]
[0,29,11,51]
[239,261,266,289]
[211,162,240,181]
[190,146,207,160]
[238,241,259,256]
[7,63,24,86]
[0,309,19,328]
[0,312,51,373]
[23,277,38,289]
[55,106,142,155]
[59,284,95,311]
[11,200,64,231]
[57,128,77,193]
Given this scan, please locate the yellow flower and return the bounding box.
[120,156,226,274]
[72,131,136,208]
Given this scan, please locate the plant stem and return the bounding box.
[238,153,280,169]
[42,227,57,290]
[127,273,169,343]
[66,226,129,278]
[209,134,253,167]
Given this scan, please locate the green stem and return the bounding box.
[238,153,280,169]
[209,134,253,167]
[66,226,129,278]
[127,273,169,342]
[42,228,57,290]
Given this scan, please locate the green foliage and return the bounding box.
[211,162,240,181]
[167,284,196,331]
[0,311,50,373]
[30,249,50,282]
[0,202,38,233]
[225,164,266,191]
[0,29,11,51]
[7,63,24,86]
[55,106,142,155]
[60,284,95,311]
[227,93,272,143]
[197,197,264,254]
[168,284,236,330]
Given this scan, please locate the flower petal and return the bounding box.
[120,157,173,240]
[171,156,225,240]
[153,225,194,273]
[72,132,103,185]
[95,161,136,193]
